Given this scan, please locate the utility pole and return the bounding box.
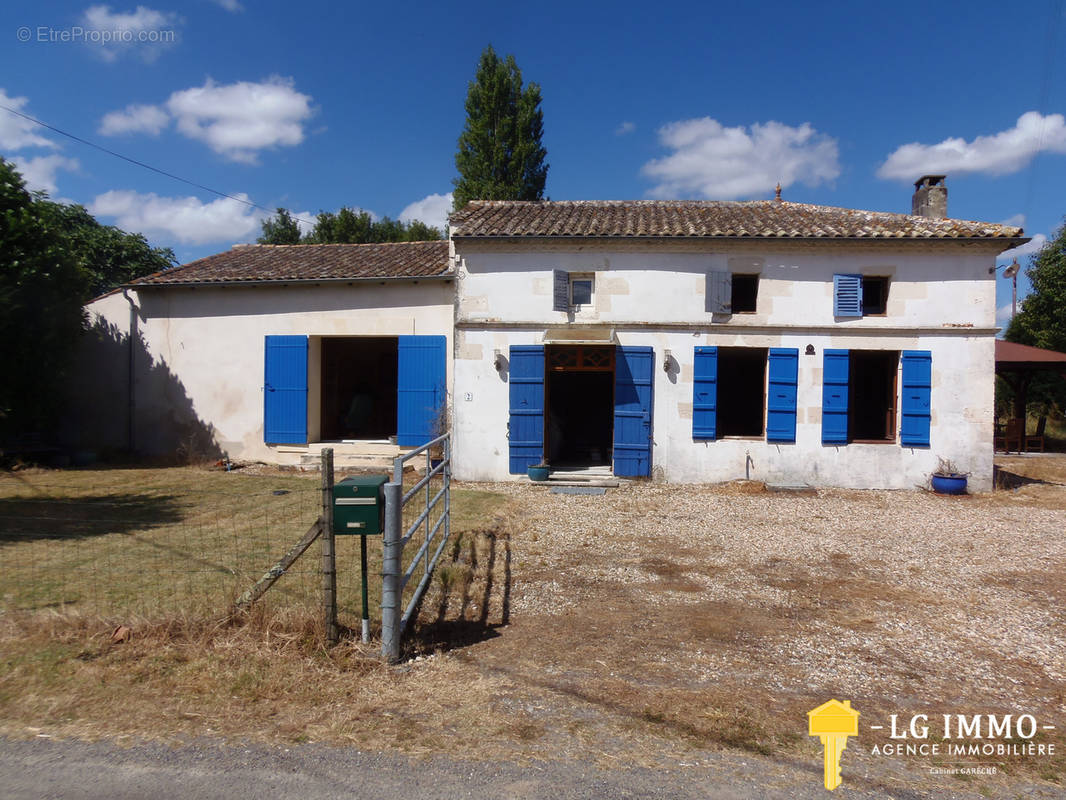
[1003,258,1020,319]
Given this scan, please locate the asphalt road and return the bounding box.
[1,737,1060,800]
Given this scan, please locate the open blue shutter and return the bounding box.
[552,270,569,312]
[264,335,308,444]
[834,274,862,317]
[614,347,654,477]
[397,335,446,447]
[822,349,850,444]
[706,271,732,313]
[693,347,718,439]
[900,350,932,447]
[766,348,798,443]
[508,346,544,473]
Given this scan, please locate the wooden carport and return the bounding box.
[995,340,1066,450]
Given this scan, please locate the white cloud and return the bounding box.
[999,213,1026,229]
[212,0,243,10]
[11,154,79,195]
[99,103,169,136]
[164,77,313,163]
[0,89,56,150]
[399,192,453,233]
[995,302,1013,330]
[89,190,266,245]
[878,112,1066,180]
[81,5,181,63]
[615,121,635,136]
[641,118,840,199]
[997,233,1047,264]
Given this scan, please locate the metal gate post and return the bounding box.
[380,480,403,663]
[320,448,338,645]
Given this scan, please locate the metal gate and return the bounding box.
[380,432,451,662]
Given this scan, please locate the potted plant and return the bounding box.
[931,457,969,495]
[527,461,550,482]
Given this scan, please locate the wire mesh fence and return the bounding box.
[0,467,330,622]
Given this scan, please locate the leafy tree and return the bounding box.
[257,207,303,244]
[40,201,175,296]
[259,206,442,244]
[1004,219,1066,416]
[0,158,176,440]
[453,44,548,209]
[1006,219,1066,352]
[0,158,87,437]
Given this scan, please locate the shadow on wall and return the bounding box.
[58,316,223,463]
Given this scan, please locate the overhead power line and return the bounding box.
[0,102,316,228]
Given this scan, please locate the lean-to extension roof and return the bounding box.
[131,240,451,286]
[450,200,1025,241]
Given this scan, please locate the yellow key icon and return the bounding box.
[808,700,859,791]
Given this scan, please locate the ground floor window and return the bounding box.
[717,347,768,437]
[319,337,397,440]
[848,350,898,442]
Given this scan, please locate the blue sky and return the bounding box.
[2,0,1064,327]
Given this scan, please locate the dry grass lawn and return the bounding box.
[1,460,1064,794]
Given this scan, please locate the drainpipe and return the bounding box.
[122,289,136,453]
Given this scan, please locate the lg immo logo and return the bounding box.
[808,699,859,791]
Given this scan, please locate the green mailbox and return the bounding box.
[333,475,387,536]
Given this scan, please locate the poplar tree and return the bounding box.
[453,45,548,209]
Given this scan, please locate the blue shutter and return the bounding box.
[693,346,718,440]
[552,270,569,312]
[766,348,798,443]
[822,349,850,444]
[834,274,862,317]
[900,350,932,447]
[508,346,544,473]
[397,335,446,447]
[614,346,654,477]
[706,271,731,313]
[264,335,308,444]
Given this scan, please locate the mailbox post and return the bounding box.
[334,475,387,642]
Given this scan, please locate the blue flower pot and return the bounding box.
[527,465,549,482]
[931,474,967,495]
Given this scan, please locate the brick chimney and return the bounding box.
[912,175,947,219]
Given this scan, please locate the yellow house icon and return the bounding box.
[808,699,859,736]
[808,699,859,790]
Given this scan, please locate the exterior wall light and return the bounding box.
[493,349,504,371]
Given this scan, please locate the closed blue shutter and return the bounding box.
[397,335,446,447]
[264,335,308,444]
[834,274,862,317]
[508,345,544,473]
[822,350,850,444]
[614,347,654,477]
[766,348,798,443]
[900,350,932,447]
[693,346,718,440]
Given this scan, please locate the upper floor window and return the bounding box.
[834,274,889,317]
[731,274,759,313]
[570,274,593,306]
[552,270,594,311]
[706,270,760,314]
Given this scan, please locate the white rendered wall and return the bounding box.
[82,281,454,462]
[451,241,1002,490]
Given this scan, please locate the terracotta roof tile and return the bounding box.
[450,200,1024,241]
[132,240,451,286]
